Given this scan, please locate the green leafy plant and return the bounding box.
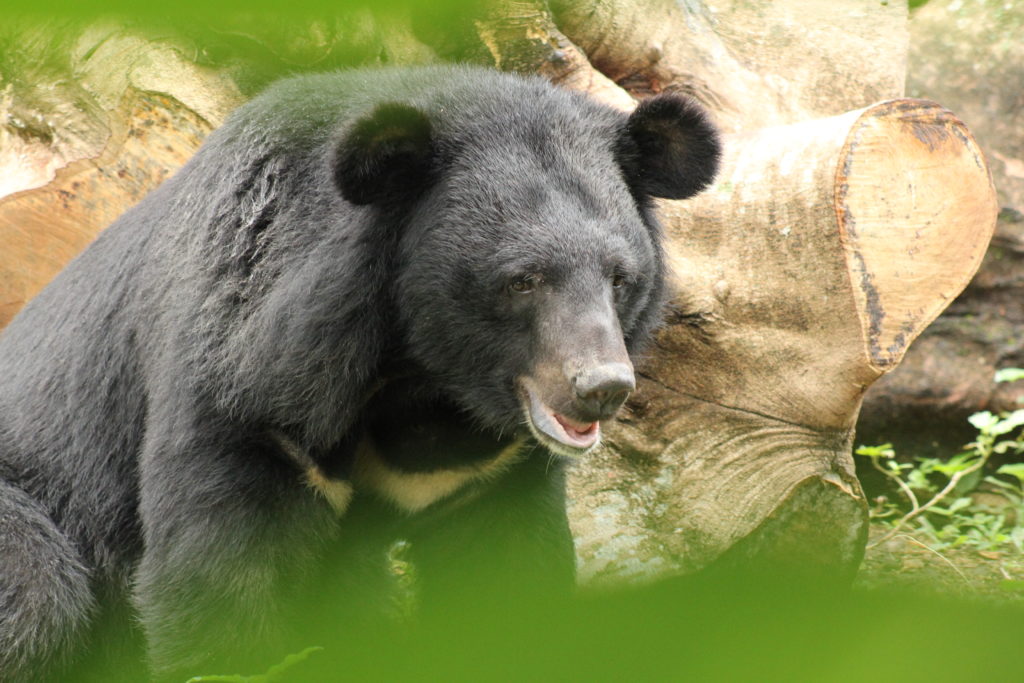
[857,369,1024,552]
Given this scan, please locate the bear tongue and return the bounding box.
[521,382,601,452]
[553,413,599,441]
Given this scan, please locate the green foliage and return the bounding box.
[180,577,1024,683]
[995,367,1024,384]
[6,0,487,21]
[857,369,1024,552]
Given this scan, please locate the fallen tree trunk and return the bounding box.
[569,100,997,584]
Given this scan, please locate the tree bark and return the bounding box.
[0,3,997,586]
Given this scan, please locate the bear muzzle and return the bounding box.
[518,361,635,457]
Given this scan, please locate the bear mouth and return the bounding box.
[520,382,601,457]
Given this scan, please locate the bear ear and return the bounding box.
[334,103,435,206]
[617,94,722,201]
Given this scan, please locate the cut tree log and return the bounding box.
[568,99,997,585]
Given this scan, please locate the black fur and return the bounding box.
[0,66,720,680]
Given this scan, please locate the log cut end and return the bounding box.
[836,99,997,371]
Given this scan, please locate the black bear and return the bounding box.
[0,65,719,680]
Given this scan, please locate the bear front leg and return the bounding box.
[404,451,576,615]
[133,423,341,680]
[0,478,95,682]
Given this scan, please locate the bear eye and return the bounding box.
[508,275,537,295]
[611,272,627,289]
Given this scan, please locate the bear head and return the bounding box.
[334,78,720,457]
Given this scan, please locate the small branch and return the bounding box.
[871,458,920,511]
[868,456,988,548]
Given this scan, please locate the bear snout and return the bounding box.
[519,361,635,458]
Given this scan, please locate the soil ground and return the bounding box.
[856,525,1024,605]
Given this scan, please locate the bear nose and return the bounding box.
[573,362,635,421]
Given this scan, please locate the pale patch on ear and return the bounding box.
[352,437,527,514]
[269,430,352,516]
